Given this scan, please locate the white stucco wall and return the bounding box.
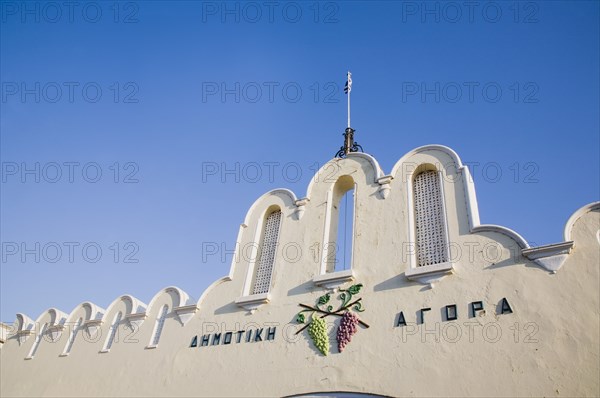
[1,146,598,397]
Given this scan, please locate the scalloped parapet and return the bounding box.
[2,146,598,398]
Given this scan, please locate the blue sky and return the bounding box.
[1,1,599,322]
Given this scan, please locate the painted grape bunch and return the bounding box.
[308,314,329,356]
[336,311,359,352]
[296,283,369,355]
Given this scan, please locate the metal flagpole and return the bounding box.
[347,71,351,128]
[335,71,362,158]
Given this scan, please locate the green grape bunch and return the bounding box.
[308,313,329,356]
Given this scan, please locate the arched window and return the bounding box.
[413,170,449,266]
[323,176,356,274]
[102,311,122,352]
[26,323,47,359]
[62,317,83,355]
[251,209,282,295]
[150,305,169,347]
[335,187,355,272]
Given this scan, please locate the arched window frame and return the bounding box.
[405,165,454,283]
[314,175,357,288]
[60,317,83,356]
[25,323,47,359]
[100,311,122,353]
[244,206,282,296]
[236,205,284,311]
[147,304,169,349]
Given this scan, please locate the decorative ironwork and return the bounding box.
[413,170,448,266]
[335,127,363,158]
[252,210,282,294]
[295,283,369,355]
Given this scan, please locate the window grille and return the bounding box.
[413,170,448,266]
[104,312,122,351]
[64,317,82,354]
[252,210,282,294]
[151,305,169,346]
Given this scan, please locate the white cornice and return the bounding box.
[522,241,575,273]
[313,269,355,289]
[522,241,574,259]
[235,293,270,313]
[174,304,199,326]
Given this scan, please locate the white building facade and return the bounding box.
[1,145,599,397]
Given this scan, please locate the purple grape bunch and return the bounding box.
[336,311,360,352]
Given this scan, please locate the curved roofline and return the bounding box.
[471,225,530,249]
[390,144,531,249]
[33,308,68,325]
[64,301,105,324]
[10,145,594,324]
[564,201,600,241]
[103,294,146,319]
[305,152,384,200]
[146,286,193,313]
[242,188,298,227]
[196,276,233,308]
[390,144,464,177]
[346,152,385,179]
[15,313,34,332]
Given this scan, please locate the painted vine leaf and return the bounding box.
[347,283,363,295]
[338,283,363,308]
[318,293,330,305]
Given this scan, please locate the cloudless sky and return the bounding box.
[1,1,599,323]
